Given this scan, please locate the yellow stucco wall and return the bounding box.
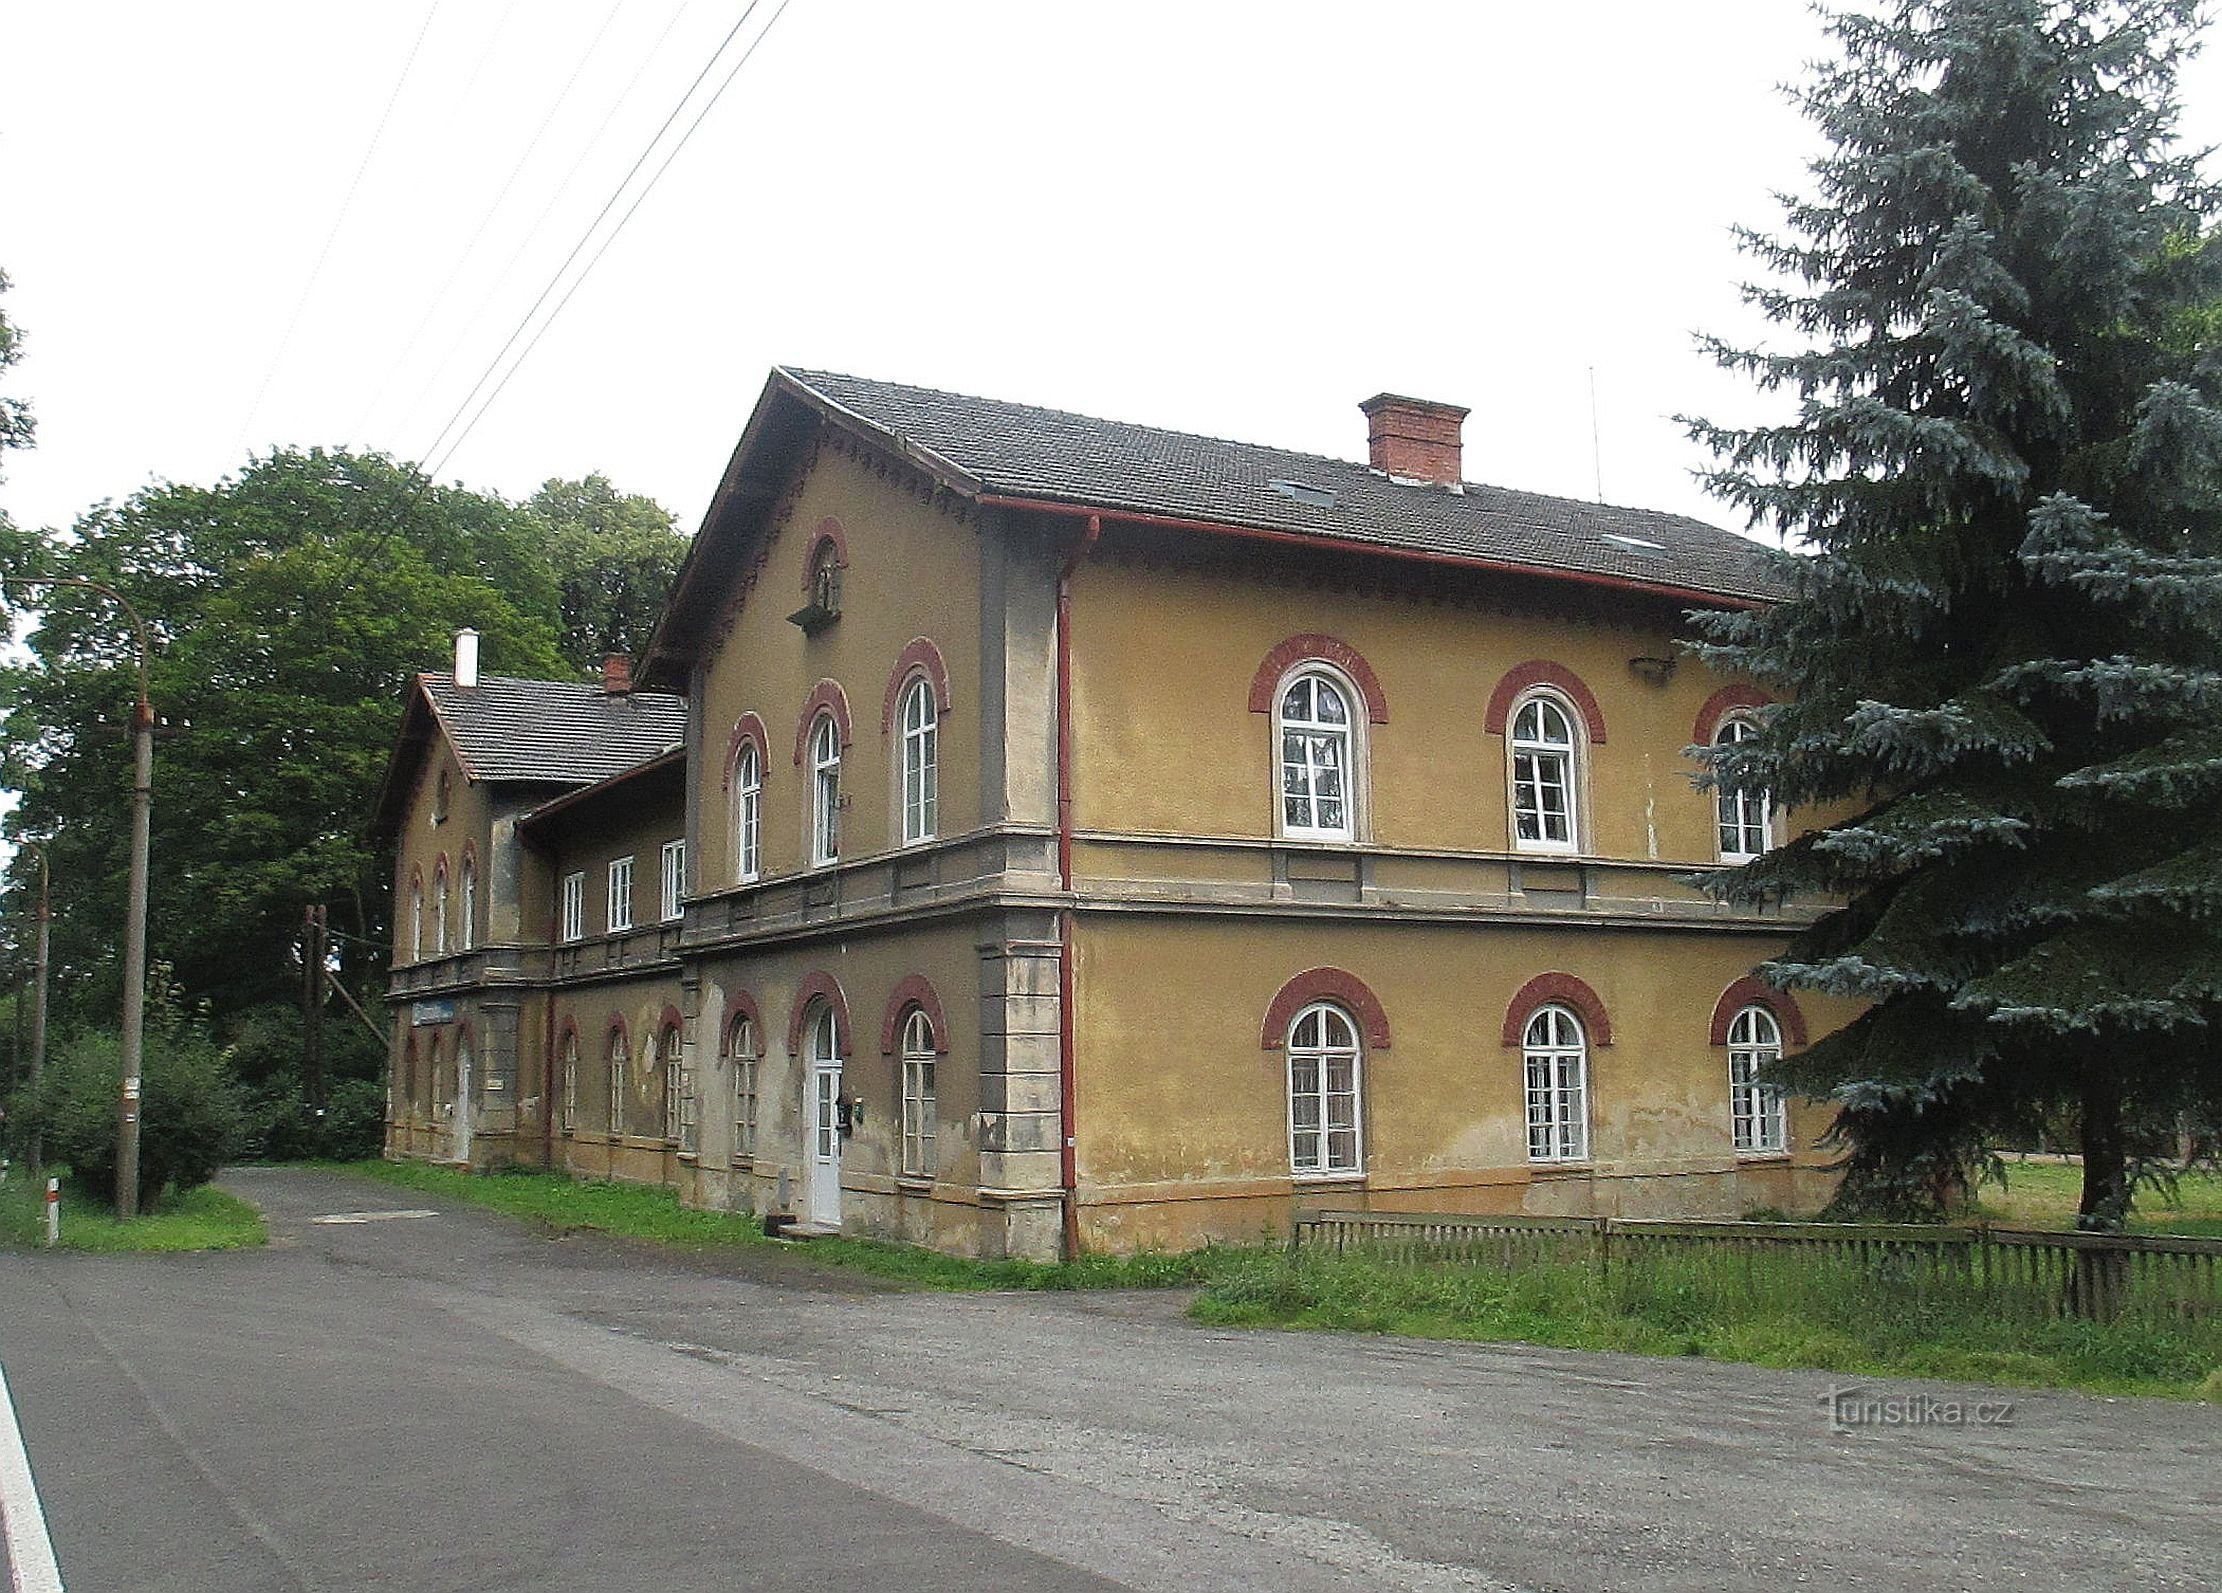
[391,740,491,964]
[689,918,994,1251]
[1071,913,1851,1253]
[693,448,985,888]
[1068,558,1791,864]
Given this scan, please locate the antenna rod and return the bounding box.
[1588,366,1605,503]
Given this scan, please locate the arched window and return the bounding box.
[1714,716,1771,862]
[1510,693,1580,853]
[408,876,425,961]
[899,675,938,846]
[559,1029,579,1134]
[607,1025,630,1138]
[433,863,450,956]
[1276,669,1356,841]
[401,1038,418,1117]
[1728,1005,1788,1154]
[899,1007,937,1178]
[1524,1005,1589,1162]
[661,1020,691,1151]
[433,768,451,823]
[1286,1001,1363,1176]
[733,740,762,883]
[729,1011,759,1159]
[809,713,841,866]
[809,537,844,617]
[806,1001,842,1166]
[460,856,477,951]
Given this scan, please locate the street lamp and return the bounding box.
[2,575,154,1217]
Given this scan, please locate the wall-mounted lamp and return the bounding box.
[1627,655,1678,686]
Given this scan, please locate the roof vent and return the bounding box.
[1268,478,1337,509]
[1600,532,1667,558]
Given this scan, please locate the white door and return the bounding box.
[451,1032,474,1163]
[805,1006,842,1228]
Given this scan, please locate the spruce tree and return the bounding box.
[1690,0,2222,1227]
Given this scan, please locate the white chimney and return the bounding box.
[454,628,480,689]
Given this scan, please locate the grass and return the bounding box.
[343,1158,2220,1399]
[0,1175,267,1253]
[344,1159,1241,1291]
[1192,1247,2222,1402]
[1978,1159,2222,1238]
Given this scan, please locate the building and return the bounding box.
[379,368,1846,1260]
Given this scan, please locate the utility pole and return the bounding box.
[302,904,326,1116]
[28,851,49,1185]
[1,575,158,1218]
[117,692,151,1217]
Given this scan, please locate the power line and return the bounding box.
[377,2,699,454]
[426,0,796,482]
[414,0,775,475]
[345,0,631,448]
[230,2,444,463]
[320,1,795,607]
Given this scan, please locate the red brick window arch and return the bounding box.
[1500,972,1613,1047]
[787,972,853,1058]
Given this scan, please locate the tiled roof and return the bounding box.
[783,368,1781,602]
[418,673,687,786]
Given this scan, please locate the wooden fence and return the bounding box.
[1289,1209,2222,1322]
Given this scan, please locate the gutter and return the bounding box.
[975,493,1770,612]
[1054,513,1101,1261]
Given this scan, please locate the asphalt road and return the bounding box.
[2,1167,2217,1592]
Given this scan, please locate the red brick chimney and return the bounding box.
[601,653,633,695]
[1360,392,1470,485]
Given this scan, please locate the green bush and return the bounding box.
[244,1076,386,1162]
[28,1026,245,1211]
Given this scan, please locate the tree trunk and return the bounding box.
[2071,1065,2130,1321]
[2078,1068,2130,1230]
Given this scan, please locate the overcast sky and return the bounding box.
[7,2,2222,546]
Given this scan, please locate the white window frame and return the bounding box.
[433,865,449,955]
[730,1013,758,1161]
[1729,1005,1789,1155]
[560,872,585,943]
[1274,666,1360,843]
[660,838,686,923]
[1714,715,1773,862]
[733,741,762,883]
[1524,1004,1591,1163]
[1509,691,1581,855]
[460,858,476,951]
[809,713,842,868]
[662,1024,691,1150]
[900,1007,937,1178]
[409,880,424,960]
[607,1027,629,1137]
[1286,1001,1364,1178]
[899,676,938,847]
[607,854,634,933]
[560,1030,578,1133]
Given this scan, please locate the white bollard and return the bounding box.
[43,1178,58,1249]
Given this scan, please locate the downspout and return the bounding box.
[541,903,559,1172]
[1055,513,1101,1261]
